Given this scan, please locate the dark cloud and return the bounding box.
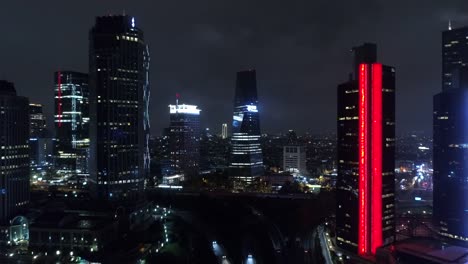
[0,0,467,135]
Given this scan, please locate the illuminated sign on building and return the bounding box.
[168,104,201,115]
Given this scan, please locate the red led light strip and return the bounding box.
[358,63,384,255]
[371,63,383,254]
[358,64,368,255]
[57,71,62,128]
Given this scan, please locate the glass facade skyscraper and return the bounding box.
[434,26,468,243]
[230,70,264,185]
[0,80,30,223]
[442,26,468,91]
[54,71,89,176]
[89,15,150,201]
[336,43,395,255]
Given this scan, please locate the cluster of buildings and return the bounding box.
[5,10,468,264]
[334,25,468,263]
[0,15,156,262]
[0,13,315,262]
[156,70,310,188]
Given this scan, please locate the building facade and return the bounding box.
[0,80,30,223]
[336,43,395,255]
[283,146,307,175]
[54,71,89,176]
[434,26,468,243]
[283,130,307,175]
[230,70,264,184]
[221,123,228,139]
[29,103,53,169]
[89,15,150,201]
[442,26,468,91]
[29,104,47,138]
[167,102,201,178]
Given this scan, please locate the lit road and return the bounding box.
[244,254,256,264]
[149,191,336,263]
[301,229,316,264]
[174,210,233,264]
[248,206,284,253]
[212,241,232,264]
[317,225,333,264]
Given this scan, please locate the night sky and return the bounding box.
[1,1,467,135]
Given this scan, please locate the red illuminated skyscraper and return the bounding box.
[336,43,395,256]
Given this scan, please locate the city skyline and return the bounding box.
[4,2,468,263]
[1,1,467,135]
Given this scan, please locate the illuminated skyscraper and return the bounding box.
[89,15,150,201]
[0,80,30,222]
[29,103,52,169]
[221,123,228,139]
[230,70,264,184]
[442,26,468,90]
[434,26,468,243]
[54,71,89,176]
[167,101,201,178]
[29,103,47,137]
[336,43,395,255]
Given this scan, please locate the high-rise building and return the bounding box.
[0,80,30,223]
[230,70,264,185]
[283,130,307,175]
[89,15,150,201]
[434,26,468,243]
[336,43,395,255]
[29,103,47,138]
[29,103,53,169]
[221,123,228,139]
[167,102,201,178]
[54,71,89,176]
[442,26,468,90]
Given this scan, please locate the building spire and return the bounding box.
[449,20,452,31]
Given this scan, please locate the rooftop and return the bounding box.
[396,238,468,263]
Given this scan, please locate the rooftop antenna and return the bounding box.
[176,93,180,107]
[123,9,126,16]
[449,20,452,31]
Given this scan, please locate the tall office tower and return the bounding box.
[434,26,468,243]
[442,26,468,90]
[0,81,30,222]
[336,43,395,256]
[29,104,47,137]
[221,123,228,139]
[283,130,307,175]
[54,71,90,176]
[89,15,150,201]
[230,70,264,185]
[167,101,201,178]
[29,103,50,168]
